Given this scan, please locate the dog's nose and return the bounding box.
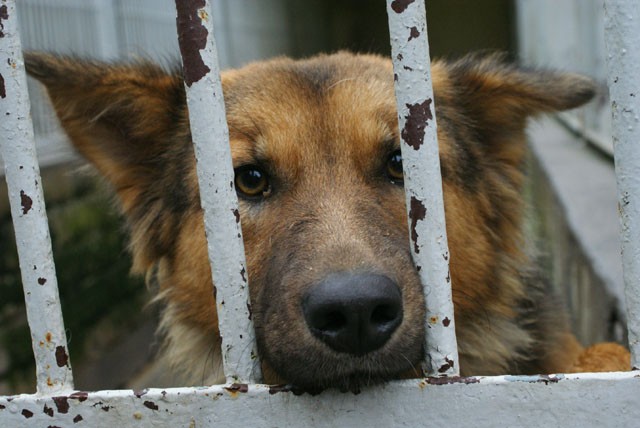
[302,273,403,355]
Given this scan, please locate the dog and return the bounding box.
[24,51,630,392]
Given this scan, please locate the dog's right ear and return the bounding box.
[25,53,191,271]
[24,52,187,192]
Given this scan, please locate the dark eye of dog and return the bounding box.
[234,165,271,199]
[386,150,404,183]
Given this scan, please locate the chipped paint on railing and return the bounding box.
[603,0,640,369]
[0,0,73,395]
[386,0,459,377]
[174,0,260,383]
[0,372,639,427]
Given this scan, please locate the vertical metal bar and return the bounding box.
[386,0,459,377]
[0,0,74,393]
[174,0,260,383]
[603,0,640,369]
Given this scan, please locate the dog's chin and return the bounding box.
[264,351,423,394]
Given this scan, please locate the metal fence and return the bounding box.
[0,0,639,426]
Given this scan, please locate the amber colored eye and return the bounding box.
[234,165,271,199]
[386,150,404,183]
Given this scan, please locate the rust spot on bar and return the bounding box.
[22,409,33,418]
[175,0,211,86]
[55,346,69,367]
[225,383,249,394]
[38,277,47,285]
[143,401,159,411]
[53,397,69,414]
[45,332,52,342]
[429,316,438,324]
[424,376,480,386]
[409,197,426,254]
[69,391,88,402]
[247,302,252,320]
[73,415,83,423]
[0,5,8,38]
[402,99,433,150]
[20,190,33,214]
[443,317,451,327]
[43,404,54,417]
[233,208,240,223]
[390,0,415,13]
[0,72,5,99]
[408,26,420,41]
[438,357,455,373]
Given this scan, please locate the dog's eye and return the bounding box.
[235,165,271,199]
[386,150,404,183]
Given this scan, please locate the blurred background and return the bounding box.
[0,0,622,394]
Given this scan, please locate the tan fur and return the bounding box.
[24,51,630,390]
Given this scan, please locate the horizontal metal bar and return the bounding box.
[1,372,639,426]
[0,0,74,394]
[174,0,260,383]
[386,0,459,376]
[603,0,640,369]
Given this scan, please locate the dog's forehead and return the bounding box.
[222,53,400,172]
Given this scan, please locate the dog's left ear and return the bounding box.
[444,54,596,163]
[24,53,190,271]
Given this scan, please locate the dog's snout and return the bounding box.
[302,273,403,355]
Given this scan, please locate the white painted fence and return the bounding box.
[0,0,639,426]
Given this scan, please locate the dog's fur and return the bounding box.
[25,51,630,391]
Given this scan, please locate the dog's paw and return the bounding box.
[569,343,631,373]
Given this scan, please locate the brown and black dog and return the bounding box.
[24,51,630,391]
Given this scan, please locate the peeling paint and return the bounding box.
[504,374,564,384]
[73,414,83,423]
[0,5,8,38]
[52,397,69,414]
[408,26,420,41]
[402,99,433,150]
[409,197,426,253]
[175,0,210,86]
[143,401,159,411]
[0,72,5,99]
[390,0,415,14]
[438,357,455,373]
[69,392,88,402]
[55,346,69,367]
[43,404,53,417]
[21,409,33,418]
[423,376,480,386]
[443,317,451,327]
[19,190,32,214]
[224,383,249,396]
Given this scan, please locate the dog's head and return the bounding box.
[25,52,594,391]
